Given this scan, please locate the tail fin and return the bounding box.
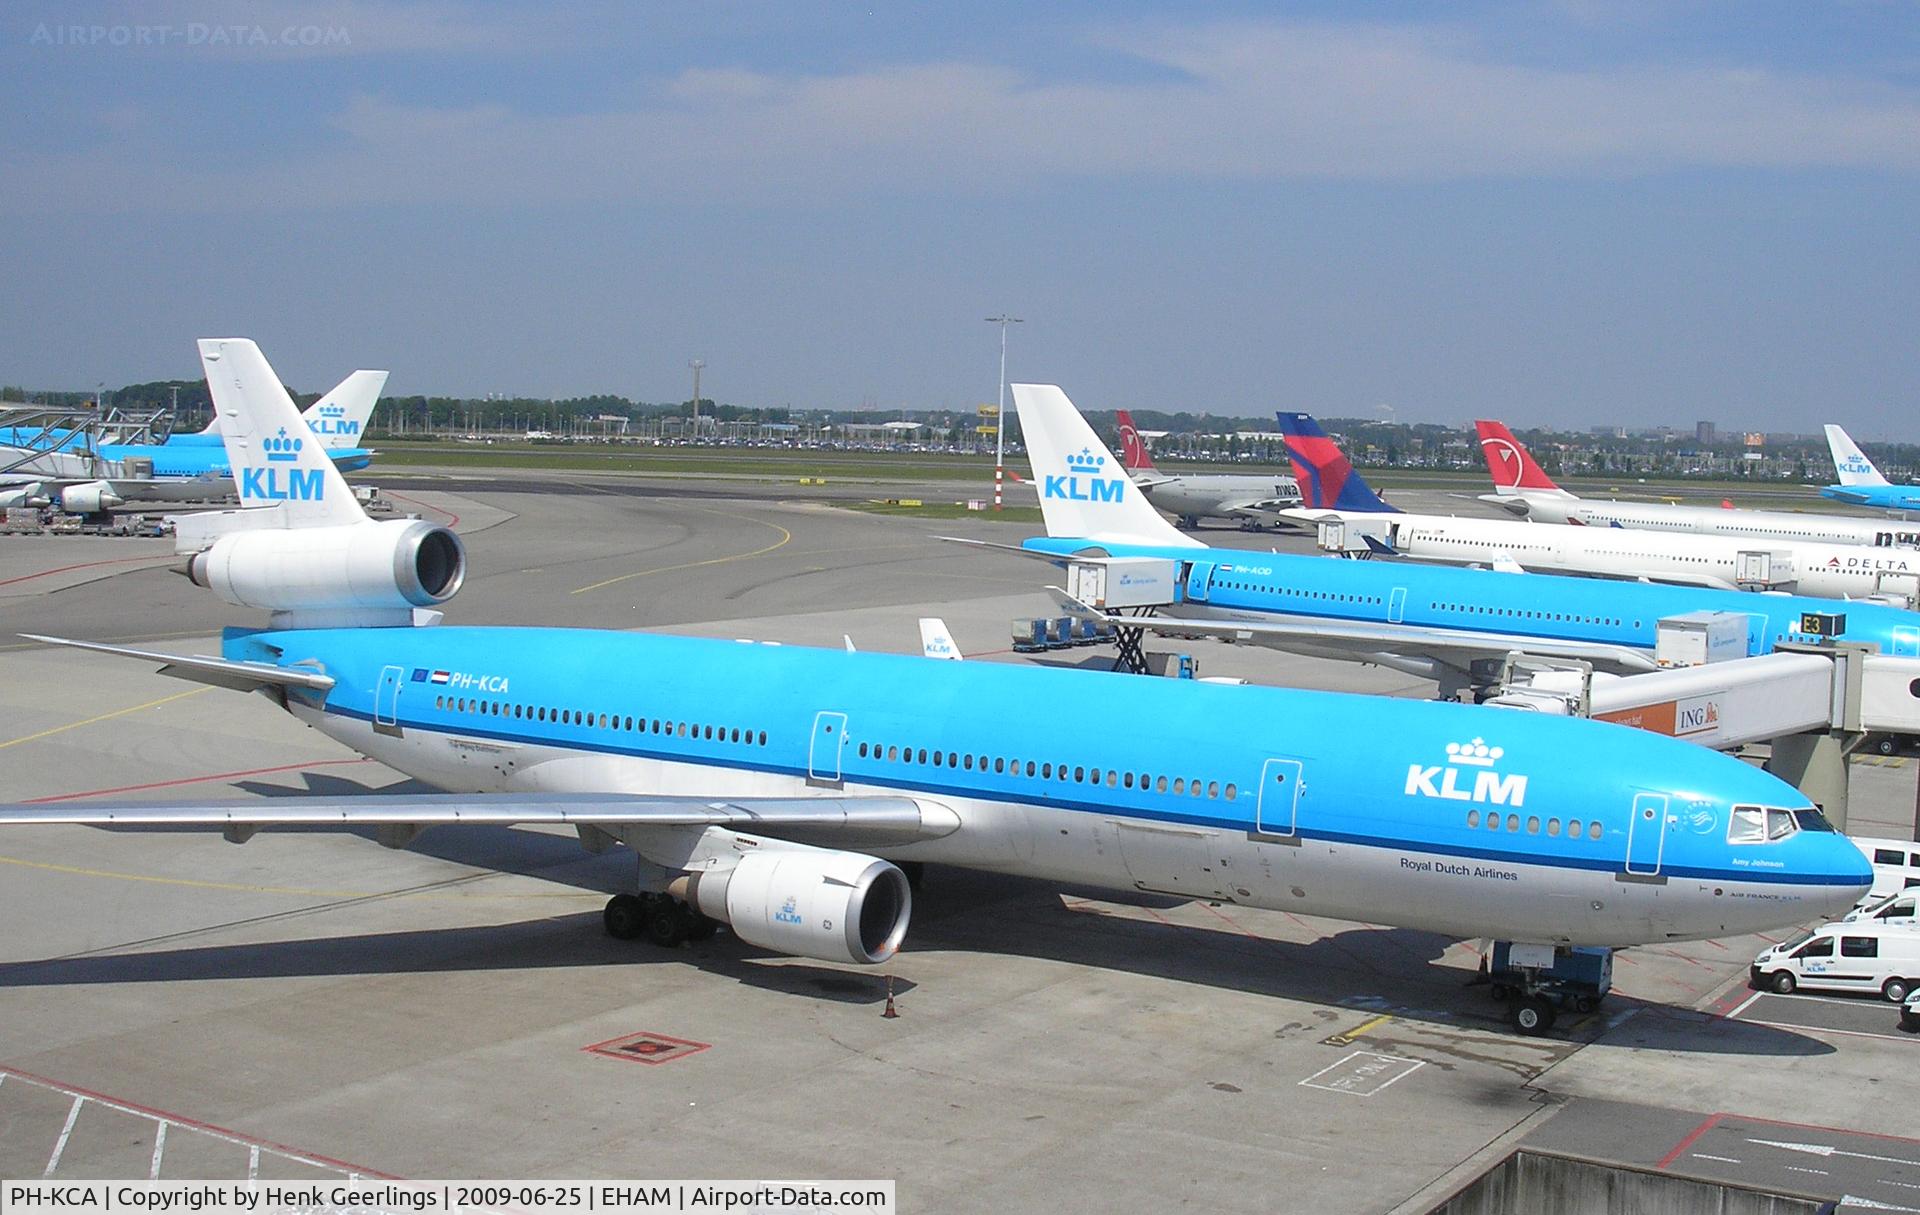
[1275,412,1398,514]
[1010,384,1197,547]
[301,370,387,451]
[1115,410,1158,474]
[1474,420,1575,499]
[918,618,963,660]
[1825,424,1890,487]
[199,338,368,528]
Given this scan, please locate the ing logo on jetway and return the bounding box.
[1044,448,1126,503]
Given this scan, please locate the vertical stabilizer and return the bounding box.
[918,618,963,660]
[1276,412,1399,514]
[1115,410,1159,474]
[199,338,368,528]
[301,370,387,451]
[1010,385,1197,547]
[1475,420,1576,499]
[1825,424,1891,487]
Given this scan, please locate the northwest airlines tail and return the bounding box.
[1115,410,1159,474]
[1475,420,1576,500]
[1825,424,1891,487]
[1009,385,1197,547]
[1276,412,1398,514]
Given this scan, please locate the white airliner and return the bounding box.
[1475,420,1920,549]
[0,340,1873,1038]
[1116,410,1299,530]
[1821,424,1920,515]
[1279,413,1920,605]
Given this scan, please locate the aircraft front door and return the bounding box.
[1625,792,1668,877]
[1388,587,1408,624]
[808,711,848,788]
[1254,758,1305,839]
[375,665,404,733]
[1185,562,1215,603]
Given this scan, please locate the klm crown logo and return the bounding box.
[1044,446,1126,504]
[312,403,359,436]
[263,428,303,463]
[241,428,325,503]
[1406,737,1527,806]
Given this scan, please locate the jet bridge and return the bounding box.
[1485,643,1920,831]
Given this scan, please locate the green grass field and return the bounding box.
[845,501,1045,522]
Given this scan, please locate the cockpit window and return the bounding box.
[1793,808,1836,833]
[1729,805,1804,844]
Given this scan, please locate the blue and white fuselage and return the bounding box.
[229,624,1868,948]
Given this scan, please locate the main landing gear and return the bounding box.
[603,892,717,948]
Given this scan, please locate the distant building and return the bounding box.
[1695,421,1715,443]
[1743,432,1765,448]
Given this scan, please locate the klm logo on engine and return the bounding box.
[310,403,360,437]
[1044,448,1126,503]
[1405,738,1527,806]
[774,896,802,926]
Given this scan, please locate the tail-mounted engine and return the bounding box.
[186,517,465,628]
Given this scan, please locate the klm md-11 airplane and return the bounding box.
[1002,384,1920,698]
[0,341,1870,1037]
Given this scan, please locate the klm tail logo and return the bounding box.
[1405,738,1528,807]
[1840,456,1873,475]
[1044,448,1126,503]
[241,428,324,501]
[310,403,360,437]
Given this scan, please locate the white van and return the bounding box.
[1842,889,1920,928]
[1849,835,1920,903]
[1751,923,1920,1002]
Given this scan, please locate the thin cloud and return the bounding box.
[7,19,1919,214]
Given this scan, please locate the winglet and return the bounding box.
[1825,424,1891,487]
[1275,412,1399,514]
[1475,420,1575,499]
[199,338,368,528]
[1010,385,1198,547]
[301,370,387,451]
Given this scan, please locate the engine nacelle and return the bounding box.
[689,848,911,965]
[56,481,123,514]
[187,518,465,616]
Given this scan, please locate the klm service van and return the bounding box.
[1750,922,1920,1002]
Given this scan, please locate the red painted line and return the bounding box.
[24,757,372,804]
[1728,1109,1920,1149]
[1702,937,1729,951]
[385,490,458,528]
[1196,901,1265,942]
[0,1065,395,1177]
[0,555,172,588]
[1656,1112,1725,1169]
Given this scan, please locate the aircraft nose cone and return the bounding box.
[1812,835,1874,919]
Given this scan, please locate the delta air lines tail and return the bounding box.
[1010,384,1197,547]
[1276,412,1398,514]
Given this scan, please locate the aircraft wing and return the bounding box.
[0,794,961,849]
[21,634,336,694]
[1045,588,1660,676]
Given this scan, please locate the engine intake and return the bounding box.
[684,848,911,965]
[187,518,466,616]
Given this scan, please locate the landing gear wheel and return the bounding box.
[1770,970,1797,995]
[1884,977,1911,1003]
[644,895,690,948]
[603,894,644,940]
[1510,995,1557,1036]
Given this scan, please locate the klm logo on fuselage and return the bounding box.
[1044,448,1126,503]
[1405,738,1528,807]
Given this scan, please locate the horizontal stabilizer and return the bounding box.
[20,634,335,694]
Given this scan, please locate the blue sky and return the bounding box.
[2,2,1916,433]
